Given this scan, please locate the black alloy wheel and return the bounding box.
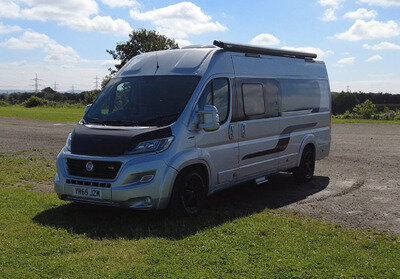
[170,168,208,216]
[293,146,315,183]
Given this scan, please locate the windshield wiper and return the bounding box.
[84,118,106,125]
[102,120,140,126]
[138,112,181,126]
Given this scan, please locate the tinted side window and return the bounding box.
[280,79,321,113]
[199,78,229,124]
[242,83,265,117]
[316,80,331,112]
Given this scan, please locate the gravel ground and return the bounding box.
[1,116,399,233]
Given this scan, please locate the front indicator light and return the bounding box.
[121,170,156,185]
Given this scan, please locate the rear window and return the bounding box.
[280,79,322,113]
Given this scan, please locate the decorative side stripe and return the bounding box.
[241,122,317,160]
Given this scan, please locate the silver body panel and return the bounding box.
[55,47,331,209]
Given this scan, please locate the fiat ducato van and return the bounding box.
[55,41,331,215]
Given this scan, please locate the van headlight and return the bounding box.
[65,133,72,151]
[127,136,174,154]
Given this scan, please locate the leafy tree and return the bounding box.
[106,29,179,75]
[41,87,57,94]
[332,92,359,114]
[81,90,101,104]
[101,74,112,89]
[353,99,376,119]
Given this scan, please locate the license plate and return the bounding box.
[73,187,102,199]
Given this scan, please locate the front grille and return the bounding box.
[66,158,122,180]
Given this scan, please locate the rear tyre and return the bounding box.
[293,145,315,183]
[169,168,208,216]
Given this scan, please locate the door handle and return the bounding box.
[241,123,246,138]
[228,124,234,139]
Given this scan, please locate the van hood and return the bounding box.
[70,123,172,157]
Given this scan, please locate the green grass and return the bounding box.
[0,105,84,122]
[333,118,400,124]
[1,150,400,278]
[2,105,400,126]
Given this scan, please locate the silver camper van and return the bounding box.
[55,41,331,215]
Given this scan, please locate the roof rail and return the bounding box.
[213,40,317,59]
[181,45,217,49]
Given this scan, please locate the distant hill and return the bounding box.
[0,89,34,94]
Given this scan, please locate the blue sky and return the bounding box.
[0,0,399,93]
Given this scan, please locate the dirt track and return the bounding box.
[1,117,400,233]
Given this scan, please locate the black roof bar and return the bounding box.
[213,40,317,59]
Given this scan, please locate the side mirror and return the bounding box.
[85,104,92,114]
[197,105,220,132]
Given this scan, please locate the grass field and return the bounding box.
[1,150,400,278]
[333,118,400,124]
[1,106,400,125]
[0,105,84,122]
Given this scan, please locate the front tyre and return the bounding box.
[293,145,315,183]
[169,168,208,216]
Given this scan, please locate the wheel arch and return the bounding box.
[296,135,316,167]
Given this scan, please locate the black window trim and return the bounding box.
[201,77,231,125]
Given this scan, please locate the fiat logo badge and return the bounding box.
[85,161,94,172]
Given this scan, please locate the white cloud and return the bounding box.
[334,19,400,41]
[0,60,111,91]
[65,16,132,35]
[101,59,121,67]
[44,43,79,62]
[101,0,139,8]
[358,0,400,6]
[175,39,192,48]
[366,54,383,62]
[319,0,345,7]
[0,31,79,62]
[19,0,98,21]
[0,31,49,49]
[282,46,334,59]
[0,0,131,35]
[0,0,20,18]
[0,22,21,34]
[130,2,227,39]
[5,60,27,66]
[321,8,337,21]
[331,78,400,94]
[363,41,400,50]
[250,33,280,46]
[337,57,355,66]
[343,8,377,19]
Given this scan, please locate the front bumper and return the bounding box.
[54,149,178,210]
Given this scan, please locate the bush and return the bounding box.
[22,96,48,108]
[353,100,376,119]
[394,111,400,121]
[0,100,9,106]
[379,110,396,120]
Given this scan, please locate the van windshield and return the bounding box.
[84,76,200,127]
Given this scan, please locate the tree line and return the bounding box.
[332,92,400,115]
[0,87,101,107]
